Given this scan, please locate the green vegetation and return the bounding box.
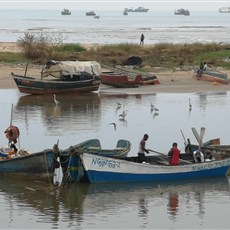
[2,33,230,70]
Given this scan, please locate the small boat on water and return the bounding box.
[80,152,230,183]
[219,7,230,13]
[124,7,149,12]
[193,68,229,85]
[12,60,101,95]
[61,8,71,15]
[174,8,190,16]
[86,11,96,16]
[0,148,57,183]
[59,139,131,183]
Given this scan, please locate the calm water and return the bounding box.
[1,89,230,228]
[0,9,230,44]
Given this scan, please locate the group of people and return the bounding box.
[197,61,209,75]
[137,134,205,165]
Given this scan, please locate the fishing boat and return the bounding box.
[0,147,58,183]
[124,7,149,12]
[86,11,96,16]
[219,7,230,13]
[11,60,101,95]
[193,69,229,85]
[174,8,190,16]
[61,8,71,15]
[80,152,230,183]
[101,65,160,87]
[100,71,142,88]
[59,139,131,183]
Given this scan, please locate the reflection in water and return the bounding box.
[0,177,229,228]
[168,193,179,219]
[14,93,101,134]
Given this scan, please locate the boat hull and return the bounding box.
[0,149,56,183]
[12,73,101,95]
[60,139,131,183]
[81,153,230,183]
[193,70,229,84]
[100,73,142,88]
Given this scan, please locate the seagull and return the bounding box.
[189,98,192,111]
[53,94,60,105]
[119,109,128,119]
[109,122,116,130]
[116,102,122,108]
[151,104,159,113]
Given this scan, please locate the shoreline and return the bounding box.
[0,42,230,94]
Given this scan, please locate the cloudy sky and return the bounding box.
[0,1,229,11]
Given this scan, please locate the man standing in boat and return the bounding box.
[138,134,149,163]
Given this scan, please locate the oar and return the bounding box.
[180,129,187,146]
[199,127,205,147]
[148,149,192,164]
[192,127,203,146]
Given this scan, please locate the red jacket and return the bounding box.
[169,147,180,165]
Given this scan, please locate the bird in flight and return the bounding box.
[109,122,116,130]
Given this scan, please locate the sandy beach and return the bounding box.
[1,42,230,93]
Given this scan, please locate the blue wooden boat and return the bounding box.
[59,139,131,183]
[0,148,57,183]
[80,152,230,183]
[193,69,229,84]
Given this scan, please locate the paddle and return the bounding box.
[192,127,203,147]
[148,149,192,164]
[199,127,205,148]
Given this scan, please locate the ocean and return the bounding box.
[0,9,230,45]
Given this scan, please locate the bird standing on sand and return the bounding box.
[53,94,60,105]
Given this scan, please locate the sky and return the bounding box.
[0,1,229,11]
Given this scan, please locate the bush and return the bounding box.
[17,32,65,63]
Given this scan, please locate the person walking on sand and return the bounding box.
[168,142,180,165]
[140,33,145,45]
[138,134,149,163]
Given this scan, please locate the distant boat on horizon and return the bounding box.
[219,7,230,13]
[124,6,149,12]
[61,8,71,15]
[174,8,190,16]
[86,11,96,16]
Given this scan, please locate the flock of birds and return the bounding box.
[53,94,193,131]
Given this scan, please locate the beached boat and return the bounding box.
[101,65,160,87]
[219,7,230,13]
[174,8,190,16]
[11,61,101,95]
[80,152,230,183]
[100,71,142,88]
[124,7,149,12]
[61,8,71,15]
[0,147,58,183]
[193,69,229,85]
[59,139,131,183]
[86,11,96,16]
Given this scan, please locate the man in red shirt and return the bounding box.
[168,142,180,165]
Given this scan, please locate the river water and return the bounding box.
[1,89,230,229]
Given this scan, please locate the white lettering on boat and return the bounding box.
[91,157,120,168]
[192,159,230,171]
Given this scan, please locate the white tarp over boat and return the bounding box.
[41,60,102,78]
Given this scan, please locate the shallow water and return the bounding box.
[1,89,230,229]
